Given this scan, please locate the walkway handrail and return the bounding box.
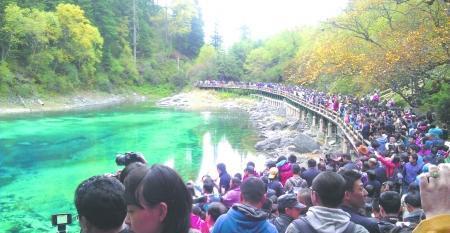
[197,83,369,151]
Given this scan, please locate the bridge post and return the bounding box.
[341,139,350,154]
[312,114,316,128]
[319,117,324,136]
[327,122,333,138]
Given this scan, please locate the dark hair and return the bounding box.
[288,155,297,163]
[338,169,362,192]
[277,156,287,163]
[410,154,418,162]
[119,162,146,183]
[230,177,241,190]
[234,173,242,181]
[407,183,419,193]
[203,182,214,194]
[307,159,316,168]
[124,164,192,233]
[312,171,346,208]
[404,193,421,208]
[367,170,377,181]
[207,202,227,222]
[247,161,255,167]
[292,163,301,175]
[240,177,266,204]
[217,163,227,174]
[75,175,126,231]
[342,154,352,161]
[379,191,401,214]
[371,140,380,149]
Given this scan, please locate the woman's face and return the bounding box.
[125,203,165,233]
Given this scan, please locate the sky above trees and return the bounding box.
[197,0,349,47]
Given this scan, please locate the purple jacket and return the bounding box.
[404,162,422,185]
[222,187,241,208]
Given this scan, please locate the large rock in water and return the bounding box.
[291,133,321,153]
[255,136,282,150]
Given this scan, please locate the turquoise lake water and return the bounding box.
[0,104,261,232]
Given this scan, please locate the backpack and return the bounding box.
[291,217,356,233]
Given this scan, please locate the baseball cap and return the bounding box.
[277,193,306,210]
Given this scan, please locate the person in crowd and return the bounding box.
[368,158,387,184]
[204,202,227,233]
[285,171,369,233]
[197,180,221,212]
[277,155,294,185]
[75,175,130,233]
[377,191,402,233]
[267,167,284,197]
[339,169,380,233]
[402,154,422,194]
[342,154,358,170]
[365,170,381,198]
[243,161,259,180]
[301,159,320,187]
[270,193,307,233]
[403,192,425,223]
[221,177,241,208]
[381,181,396,193]
[284,163,307,193]
[190,206,208,233]
[297,187,313,215]
[217,163,231,194]
[118,162,147,184]
[124,164,192,233]
[212,177,278,233]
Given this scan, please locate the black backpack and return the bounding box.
[291,217,356,233]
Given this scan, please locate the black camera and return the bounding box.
[115,152,145,166]
[51,213,72,233]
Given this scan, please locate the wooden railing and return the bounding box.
[198,83,369,151]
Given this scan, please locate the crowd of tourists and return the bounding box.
[71,81,450,233]
[74,155,449,233]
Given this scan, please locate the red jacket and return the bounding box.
[278,162,293,185]
[376,155,399,178]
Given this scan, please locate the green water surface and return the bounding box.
[0,104,260,232]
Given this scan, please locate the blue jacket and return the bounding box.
[213,203,278,233]
[341,205,380,233]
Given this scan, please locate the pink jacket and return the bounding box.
[221,187,241,209]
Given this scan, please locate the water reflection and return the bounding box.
[196,131,264,183]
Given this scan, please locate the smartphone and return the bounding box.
[51,213,72,226]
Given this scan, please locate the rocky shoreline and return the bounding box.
[158,91,342,162]
[0,92,148,116]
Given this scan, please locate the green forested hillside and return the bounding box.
[0,0,204,98]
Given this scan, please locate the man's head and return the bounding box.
[404,192,421,212]
[277,193,305,219]
[206,202,227,227]
[292,163,301,175]
[217,163,227,175]
[368,158,377,169]
[311,171,346,208]
[203,181,214,194]
[240,177,266,208]
[339,169,368,209]
[307,159,317,168]
[379,191,401,216]
[230,177,241,189]
[409,154,418,165]
[75,175,126,233]
[342,154,352,163]
[288,155,297,163]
